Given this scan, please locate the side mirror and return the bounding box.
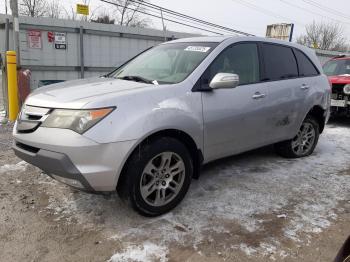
[209,73,239,89]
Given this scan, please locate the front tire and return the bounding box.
[275,116,320,158]
[119,137,193,216]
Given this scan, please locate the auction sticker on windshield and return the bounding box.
[184,46,211,52]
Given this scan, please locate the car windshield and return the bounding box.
[323,59,350,76]
[109,42,218,84]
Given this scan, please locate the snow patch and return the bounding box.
[108,242,168,262]
[41,126,350,258]
[239,243,257,256]
[0,161,28,173]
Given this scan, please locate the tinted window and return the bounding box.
[205,43,260,85]
[262,44,298,81]
[294,49,319,77]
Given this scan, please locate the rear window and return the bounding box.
[262,44,298,81]
[294,49,319,77]
[323,59,350,76]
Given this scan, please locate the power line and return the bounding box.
[279,0,350,26]
[158,10,260,36]
[125,2,237,35]
[127,0,254,36]
[161,12,236,35]
[230,0,305,27]
[301,0,350,21]
[100,0,226,35]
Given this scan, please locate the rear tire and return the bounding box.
[118,137,193,216]
[275,116,320,158]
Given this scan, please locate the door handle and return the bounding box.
[252,92,266,99]
[300,84,310,90]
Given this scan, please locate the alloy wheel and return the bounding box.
[140,152,185,207]
[291,122,316,156]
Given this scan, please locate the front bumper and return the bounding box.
[13,143,94,191]
[13,125,137,192]
[331,100,350,117]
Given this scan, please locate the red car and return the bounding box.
[323,55,350,116]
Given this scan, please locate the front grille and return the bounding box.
[15,142,40,154]
[26,114,42,121]
[332,84,349,101]
[332,84,345,94]
[17,105,51,133]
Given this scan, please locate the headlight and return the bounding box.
[344,84,350,95]
[42,107,114,134]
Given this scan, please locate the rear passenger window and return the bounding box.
[262,44,298,81]
[294,49,319,77]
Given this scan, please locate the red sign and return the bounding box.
[27,30,42,49]
[48,31,54,43]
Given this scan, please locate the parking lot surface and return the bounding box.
[0,119,349,262]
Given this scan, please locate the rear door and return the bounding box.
[293,48,321,120]
[201,43,271,161]
[260,43,306,142]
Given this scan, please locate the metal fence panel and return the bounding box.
[0,71,3,112]
[0,14,194,91]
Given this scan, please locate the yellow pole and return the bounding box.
[6,51,19,121]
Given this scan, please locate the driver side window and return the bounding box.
[203,43,260,86]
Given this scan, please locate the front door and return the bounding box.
[200,43,271,161]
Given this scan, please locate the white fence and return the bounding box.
[0,15,194,90]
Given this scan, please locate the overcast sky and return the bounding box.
[1,0,349,41]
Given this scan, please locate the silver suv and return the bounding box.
[13,36,331,216]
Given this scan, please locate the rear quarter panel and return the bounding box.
[293,74,331,136]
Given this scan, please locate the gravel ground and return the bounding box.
[0,118,349,262]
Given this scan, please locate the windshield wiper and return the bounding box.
[117,75,154,84]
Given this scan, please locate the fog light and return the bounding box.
[344,84,350,95]
[51,175,84,189]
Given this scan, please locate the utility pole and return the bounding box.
[160,8,167,42]
[10,0,21,68]
[289,23,294,42]
[5,0,8,15]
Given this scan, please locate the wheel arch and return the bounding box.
[306,105,326,133]
[116,129,203,192]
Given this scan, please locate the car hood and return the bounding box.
[25,77,152,108]
[328,75,350,84]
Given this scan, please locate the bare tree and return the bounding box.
[63,6,78,21]
[111,0,150,27]
[297,21,348,51]
[19,0,47,17]
[333,43,350,52]
[47,0,63,19]
[91,14,115,24]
